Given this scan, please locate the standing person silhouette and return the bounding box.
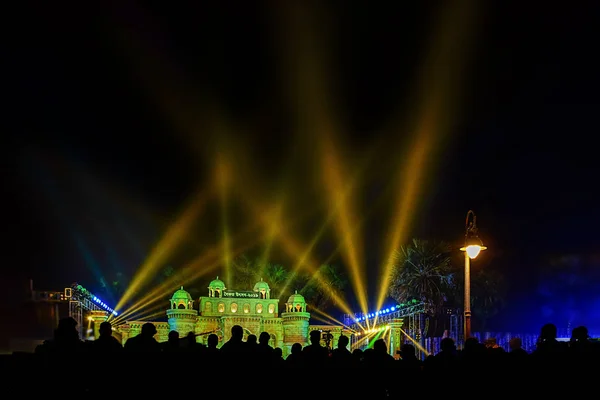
[92,321,122,353]
[302,330,329,366]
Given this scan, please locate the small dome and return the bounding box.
[171,286,192,301]
[287,290,305,303]
[253,278,270,291]
[208,276,226,290]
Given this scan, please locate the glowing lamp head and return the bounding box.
[460,235,487,259]
[465,244,485,259]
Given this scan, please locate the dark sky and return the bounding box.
[5,1,600,334]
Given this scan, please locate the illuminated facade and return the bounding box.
[110,278,351,357]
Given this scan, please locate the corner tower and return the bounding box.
[208,276,226,298]
[281,290,310,356]
[253,278,270,299]
[166,286,198,337]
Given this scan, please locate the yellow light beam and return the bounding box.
[115,187,211,312]
[286,179,386,327]
[276,230,354,317]
[272,1,374,317]
[399,327,430,357]
[309,305,358,332]
[112,186,290,321]
[301,268,365,331]
[216,153,233,285]
[112,239,254,321]
[239,193,357,317]
[278,144,376,299]
[320,134,368,315]
[375,0,479,312]
[114,201,309,321]
[111,302,167,325]
[134,311,168,323]
[114,200,314,320]
[257,198,285,278]
[311,316,332,325]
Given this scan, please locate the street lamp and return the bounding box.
[459,210,487,341]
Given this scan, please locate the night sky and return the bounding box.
[5,1,600,334]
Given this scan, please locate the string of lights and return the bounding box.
[344,299,426,326]
[69,283,118,316]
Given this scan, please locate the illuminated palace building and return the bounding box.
[25,280,448,358]
[100,277,351,357]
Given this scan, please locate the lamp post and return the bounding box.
[459,210,487,341]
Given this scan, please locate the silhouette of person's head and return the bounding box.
[168,330,179,343]
[440,337,456,352]
[55,317,79,342]
[207,333,218,348]
[572,326,589,341]
[274,347,282,358]
[373,338,388,353]
[309,330,321,345]
[247,334,257,345]
[231,325,243,341]
[338,335,349,349]
[509,337,522,350]
[141,322,157,337]
[291,342,302,355]
[540,323,557,341]
[58,317,78,331]
[259,331,270,345]
[400,343,417,359]
[99,321,113,337]
[186,331,196,344]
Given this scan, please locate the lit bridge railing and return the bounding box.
[344,300,427,331]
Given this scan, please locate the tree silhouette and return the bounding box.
[388,239,456,337]
[262,263,290,298]
[388,239,455,314]
[300,264,347,311]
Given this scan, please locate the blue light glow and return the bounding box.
[351,304,411,323]
[91,293,116,314]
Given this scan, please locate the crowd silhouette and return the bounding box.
[2,318,598,395]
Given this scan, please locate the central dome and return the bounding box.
[171,286,192,301]
[253,278,270,292]
[208,276,226,290]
